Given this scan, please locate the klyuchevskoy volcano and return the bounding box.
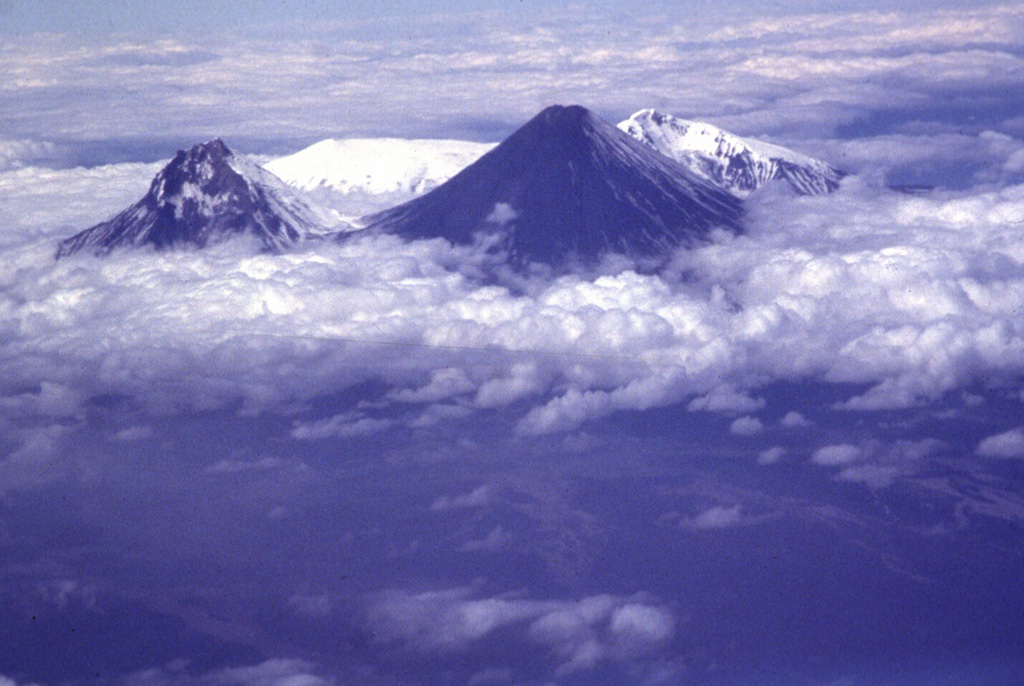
[56,139,336,257]
[359,105,744,266]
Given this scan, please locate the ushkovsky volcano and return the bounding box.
[619,109,844,196]
[359,105,745,267]
[56,139,336,258]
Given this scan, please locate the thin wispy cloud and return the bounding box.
[3,3,1024,160]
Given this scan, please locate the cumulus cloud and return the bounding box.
[366,587,674,673]
[208,660,332,686]
[1,165,1023,447]
[0,161,161,247]
[119,659,332,686]
[811,444,864,467]
[977,427,1024,458]
[686,385,766,415]
[758,446,787,465]
[0,676,41,686]
[33,578,99,611]
[684,505,743,530]
[809,438,944,487]
[290,412,394,440]
[729,415,764,436]
[430,485,493,512]
[836,464,901,489]
[204,456,285,474]
[780,411,812,427]
[0,139,58,171]
[112,425,155,441]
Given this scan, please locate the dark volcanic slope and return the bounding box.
[361,105,743,266]
[57,139,333,258]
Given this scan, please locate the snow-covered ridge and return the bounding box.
[265,138,495,196]
[57,139,341,257]
[618,109,843,196]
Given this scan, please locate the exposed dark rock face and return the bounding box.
[360,105,743,267]
[57,139,333,257]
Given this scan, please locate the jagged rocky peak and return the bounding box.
[619,109,844,196]
[57,138,337,258]
[360,104,743,268]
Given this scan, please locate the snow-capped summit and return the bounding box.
[56,138,339,258]
[361,104,743,267]
[619,109,844,196]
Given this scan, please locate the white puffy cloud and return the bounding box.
[684,505,743,530]
[290,411,393,440]
[811,444,864,467]
[367,587,548,652]
[758,446,787,466]
[112,425,155,441]
[366,587,674,673]
[977,427,1024,458]
[780,411,812,427]
[119,659,332,686]
[810,438,944,487]
[805,130,1024,187]
[33,578,98,611]
[837,464,901,489]
[0,161,160,247]
[729,415,764,436]
[686,385,766,414]
[430,485,492,512]
[0,676,41,686]
[210,660,332,686]
[0,382,83,418]
[0,139,58,171]
[0,168,1022,443]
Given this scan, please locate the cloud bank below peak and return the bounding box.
[1,165,1022,440]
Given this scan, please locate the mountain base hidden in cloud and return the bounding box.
[56,139,337,258]
[360,105,745,268]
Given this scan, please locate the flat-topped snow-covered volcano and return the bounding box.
[359,105,744,267]
[619,109,844,196]
[56,139,337,257]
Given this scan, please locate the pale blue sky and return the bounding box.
[0,0,999,36]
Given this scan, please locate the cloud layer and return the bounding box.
[3,3,1024,160]
[2,165,1023,454]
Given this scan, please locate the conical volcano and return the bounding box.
[360,105,743,266]
[57,139,336,258]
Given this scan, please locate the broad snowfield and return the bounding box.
[265,138,494,217]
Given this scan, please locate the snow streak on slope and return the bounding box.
[56,139,339,257]
[264,138,495,218]
[619,110,844,197]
